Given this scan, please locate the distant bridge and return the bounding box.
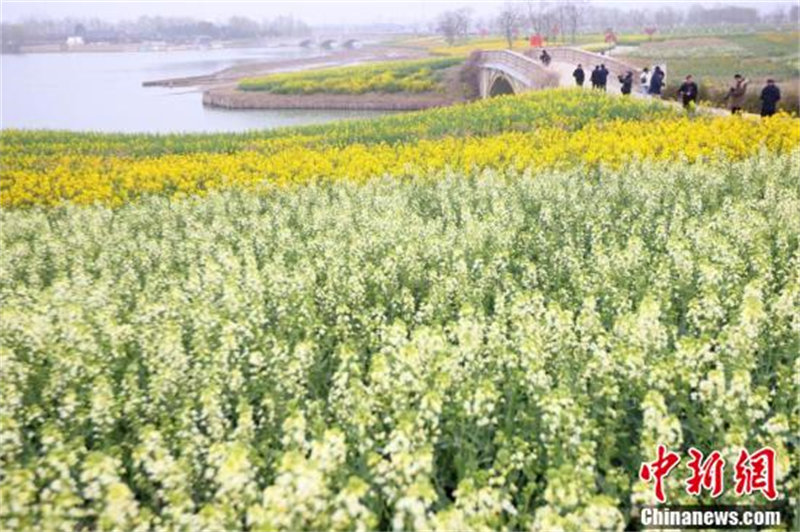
[476,47,644,98]
[298,35,377,49]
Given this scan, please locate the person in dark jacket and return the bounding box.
[760,79,781,117]
[590,65,601,89]
[539,49,551,66]
[618,71,633,95]
[598,64,609,91]
[573,64,585,87]
[677,74,699,108]
[649,66,664,97]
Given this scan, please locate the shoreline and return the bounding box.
[142,45,427,87]
[201,87,462,110]
[143,44,452,111]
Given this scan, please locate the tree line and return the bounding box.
[436,1,799,47]
[1,15,311,48]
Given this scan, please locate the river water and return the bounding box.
[1,47,392,133]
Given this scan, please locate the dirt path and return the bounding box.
[550,60,624,93]
[548,59,751,117]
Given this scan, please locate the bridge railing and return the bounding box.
[527,47,642,80]
[477,50,560,90]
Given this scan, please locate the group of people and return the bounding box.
[676,73,781,116]
[589,65,608,90]
[571,62,782,117]
[638,66,666,96]
[571,63,664,95]
[571,64,609,90]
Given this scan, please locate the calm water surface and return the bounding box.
[1,47,393,133]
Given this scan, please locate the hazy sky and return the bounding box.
[1,1,793,27]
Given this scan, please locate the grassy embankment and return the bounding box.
[221,57,468,111]
[239,57,463,94]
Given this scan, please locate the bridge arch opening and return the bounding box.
[489,76,515,97]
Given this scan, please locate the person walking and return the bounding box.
[649,66,664,97]
[619,71,633,95]
[677,74,699,108]
[573,64,585,87]
[539,49,551,66]
[590,65,601,89]
[724,74,749,114]
[598,64,609,91]
[640,67,651,95]
[759,79,781,117]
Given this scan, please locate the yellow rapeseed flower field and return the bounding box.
[1,90,797,208]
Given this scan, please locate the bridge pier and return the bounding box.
[479,69,530,98]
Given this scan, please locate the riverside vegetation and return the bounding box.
[238,58,463,95]
[1,89,798,531]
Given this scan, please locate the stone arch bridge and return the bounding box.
[476,47,644,98]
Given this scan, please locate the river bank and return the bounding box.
[142,44,461,111]
[142,50,348,88]
[201,86,460,110]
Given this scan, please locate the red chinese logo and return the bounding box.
[640,446,778,502]
[685,447,725,498]
[734,447,777,500]
[639,444,681,503]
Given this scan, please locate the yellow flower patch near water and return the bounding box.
[239,58,461,94]
[2,112,797,209]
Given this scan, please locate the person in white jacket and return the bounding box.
[640,67,651,96]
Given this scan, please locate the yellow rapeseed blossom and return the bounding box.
[1,91,797,208]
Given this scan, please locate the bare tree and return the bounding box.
[654,7,682,33]
[526,1,551,40]
[765,8,786,26]
[437,8,471,46]
[562,0,587,44]
[497,4,524,48]
[551,3,564,43]
[227,16,260,39]
[628,8,648,32]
